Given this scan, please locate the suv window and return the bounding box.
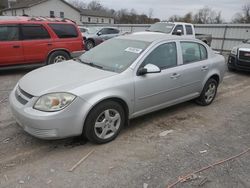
[49,24,78,38]
[172,25,184,35]
[108,28,119,34]
[100,28,109,35]
[0,25,19,41]
[21,24,50,40]
[142,42,177,70]
[181,42,208,64]
[185,25,193,35]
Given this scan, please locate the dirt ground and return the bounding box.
[0,64,250,188]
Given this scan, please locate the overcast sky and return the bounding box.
[82,0,249,22]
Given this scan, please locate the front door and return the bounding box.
[134,42,184,115]
[0,24,24,66]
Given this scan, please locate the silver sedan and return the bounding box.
[9,33,225,144]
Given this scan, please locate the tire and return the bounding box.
[85,40,95,51]
[47,51,70,64]
[196,78,218,106]
[83,101,125,144]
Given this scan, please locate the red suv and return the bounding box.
[0,16,85,69]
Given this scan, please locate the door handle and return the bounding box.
[47,43,53,46]
[171,73,181,79]
[201,66,208,71]
[13,45,20,48]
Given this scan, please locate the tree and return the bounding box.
[192,6,223,24]
[87,0,104,11]
[232,3,250,23]
[68,0,86,9]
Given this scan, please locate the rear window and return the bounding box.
[0,25,19,41]
[49,24,78,38]
[185,25,193,35]
[21,24,50,40]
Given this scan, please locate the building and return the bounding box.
[1,0,114,25]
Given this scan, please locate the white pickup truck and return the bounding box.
[143,22,212,46]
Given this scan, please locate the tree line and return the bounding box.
[0,0,249,24]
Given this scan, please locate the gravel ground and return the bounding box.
[0,66,250,188]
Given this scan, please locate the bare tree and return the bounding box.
[68,0,86,9]
[232,3,250,23]
[193,6,223,24]
[148,8,153,19]
[87,0,104,11]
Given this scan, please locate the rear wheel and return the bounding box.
[196,78,218,106]
[47,51,70,64]
[85,40,95,50]
[83,101,125,144]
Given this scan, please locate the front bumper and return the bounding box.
[228,54,250,71]
[9,87,92,139]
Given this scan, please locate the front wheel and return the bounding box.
[85,40,95,51]
[196,78,218,106]
[83,101,125,144]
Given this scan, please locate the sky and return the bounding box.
[82,0,249,22]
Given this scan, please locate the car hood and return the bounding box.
[18,60,117,96]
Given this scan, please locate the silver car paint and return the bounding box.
[9,35,225,139]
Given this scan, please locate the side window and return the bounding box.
[48,24,78,38]
[199,44,208,60]
[108,29,119,34]
[21,25,50,40]
[185,25,193,35]
[172,25,184,35]
[100,28,109,35]
[142,42,177,70]
[181,42,207,64]
[0,25,19,41]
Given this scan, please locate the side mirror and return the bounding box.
[97,32,102,36]
[176,30,182,36]
[138,64,161,76]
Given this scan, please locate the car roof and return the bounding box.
[117,32,200,43]
[0,16,75,24]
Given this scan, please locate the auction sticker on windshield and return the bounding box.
[125,47,143,54]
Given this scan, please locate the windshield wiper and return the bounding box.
[76,58,103,69]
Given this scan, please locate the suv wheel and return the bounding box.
[83,101,125,144]
[86,40,95,50]
[48,51,70,64]
[196,78,218,106]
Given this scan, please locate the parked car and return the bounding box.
[9,33,225,144]
[78,26,88,35]
[0,16,84,69]
[136,22,212,46]
[228,39,250,71]
[83,27,120,50]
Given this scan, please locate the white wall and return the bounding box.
[3,0,81,25]
[81,15,114,24]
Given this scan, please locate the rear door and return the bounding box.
[0,24,24,66]
[21,24,52,64]
[178,41,210,96]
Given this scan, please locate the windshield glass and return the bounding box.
[87,27,100,34]
[80,38,150,73]
[147,23,174,34]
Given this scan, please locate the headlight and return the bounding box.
[231,47,238,56]
[34,93,76,112]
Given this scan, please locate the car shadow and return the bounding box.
[0,67,37,76]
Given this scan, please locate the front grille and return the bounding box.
[239,50,250,62]
[15,86,34,105]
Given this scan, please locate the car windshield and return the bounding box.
[87,27,100,34]
[147,23,174,34]
[79,38,150,73]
